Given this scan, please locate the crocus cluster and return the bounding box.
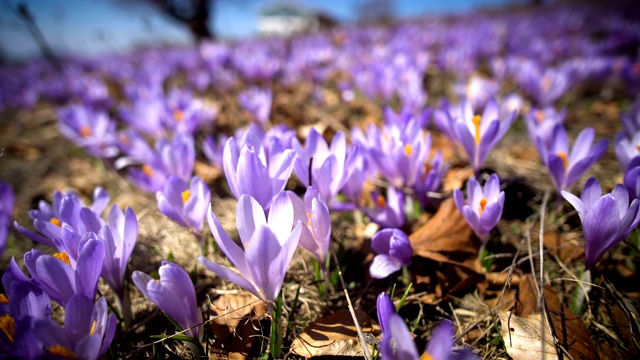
[562,178,640,270]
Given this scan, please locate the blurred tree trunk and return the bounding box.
[154,0,214,41]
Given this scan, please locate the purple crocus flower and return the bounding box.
[288,187,331,265]
[132,261,203,341]
[525,106,567,149]
[453,174,505,243]
[369,228,413,279]
[223,137,295,210]
[238,86,272,125]
[0,182,15,258]
[623,159,640,199]
[128,134,195,193]
[614,130,640,172]
[199,192,302,311]
[23,239,104,307]
[293,129,359,207]
[434,98,516,173]
[561,178,640,270]
[536,124,608,192]
[15,187,109,248]
[379,316,475,360]
[58,104,118,158]
[99,205,138,300]
[0,281,50,359]
[35,295,116,360]
[414,151,447,207]
[365,187,406,229]
[376,292,396,335]
[156,176,210,236]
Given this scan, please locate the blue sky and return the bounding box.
[0,0,521,61]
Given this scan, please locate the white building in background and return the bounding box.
[258,3,337,37]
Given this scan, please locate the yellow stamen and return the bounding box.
[142,165,155,178]
[479,197,487,217]
[307,212,313,227]
[79,125,92,138]
[404,144,412,157]
[89,320,97,336]
[636,145,640,153]
[419,353,434,360]
[181,189,191,204]
[556,151,569,170]
[376,195,387,209]
[0,315,15,343]
[49,345,77,359]
[50,217,61,227]
[53,252,71,266]
[0,294,8,304]
[244,242,249,247]
[473,115,482,145]
[173,109,184,123]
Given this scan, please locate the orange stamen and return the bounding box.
[473,115,482,145]
[419,353,434,360]
[376,195,387,209]
[307,212,313,227]
[49,345,77,359]
[0,294,8,304]
[79,125,91,138]
[89,320,97,336]
[636,145,640,153]
[53,252,71,266]
[173,109,184,123]
[0,315,15,343]
[118,134,131,146]
[181,189,191,204]
[535,110,545,123]
[142,165,155,178]
[50,217,61,227]
[479,197,487,217]
[404,144,412,157]
[556,152,569,170]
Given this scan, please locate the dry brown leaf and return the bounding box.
[194,160,222,183]
[499,311,558,360]
[409,197,476,256]
[441,166,475,193]
[544,286,597,360]
[409,198,485,301]
[209,292,267,359]
[542,232,584,263]
[509,275,597,360]
[290,309,379,357]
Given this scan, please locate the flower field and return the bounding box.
[1,2,640,359]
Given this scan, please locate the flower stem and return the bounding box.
[117,287,132,329]
[270,291,283,359]
[313,258,326,298]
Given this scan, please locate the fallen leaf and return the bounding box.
[542,232,584,263]
[441,166,474,193]
[409,198,486,301]
[194,160,222,183]
[499,311,558,360]
[509,274,597,360]
[409,198,476,256]
[209,292,267,359]
[290,309,379,357]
